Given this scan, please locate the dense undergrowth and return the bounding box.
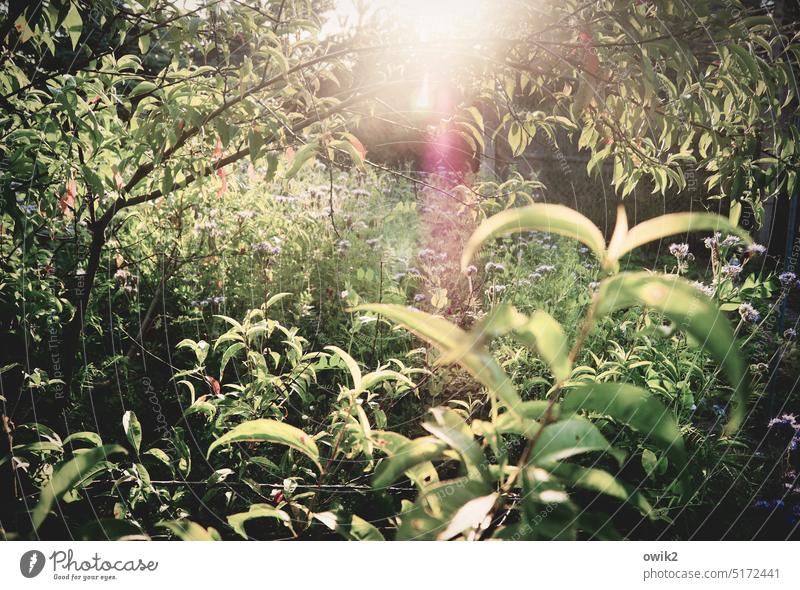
[4,164,799,540]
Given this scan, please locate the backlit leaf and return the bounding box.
[461,204,606,270]
[207,419,321,470]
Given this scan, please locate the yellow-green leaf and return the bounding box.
[354,304,523,414]
[562,383,686,469]
[596,272,748,433]
[228,504,291,539]
[461,204,606,270]
[31,445,126,530]
[207,419,321,470]
[608,211,752,263]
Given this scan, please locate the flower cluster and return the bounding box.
[252,237,283,255]
[720,259,742,278]
[745,243,767,257]
[778,271,797,287]
[336,239,350,254]
[668,243,690,259]
[191,296,226,307]
[768,413,800,450]
[273,195,297,204]
[691,281,715,297]
[738,302,760,323]
[485,261,506,273]
[486,284,507,296]
[234,210,257,221]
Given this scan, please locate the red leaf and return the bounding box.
[213,134,223,160]
[205,376,221,396]
[59,179,77,214]
[579,30,599,78]
[216,167,227,198]
[114,170,124,190]
[347,135,367,159]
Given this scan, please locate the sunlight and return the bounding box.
[323,0,490,40]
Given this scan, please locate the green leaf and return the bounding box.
[219,342,245,379]
[63,2,83,50]
[372,436,447,489]
[314,510,384,541]
[324,345,362,390]
[461,204,606,270]
[63,431,103,448]
[562,383,686,470]
[544,463,654,518]
[396,478,492,540]
[285,142,318,179]
[354,304,523,414]
[608,211,752,263]
[530,418,625,465]
[513,311,572,381]
[122,410,142,454]
[360,370,413,391]
[436,492,498,541]
[495,401,557,436]
[423,408,490,484]
[596,272,748,433]
[265,292,292,308]
[207,419,321,470]
[372,431,440,489]
[439,305,570,382]
[31,445,126,530]
[228,504,291,539]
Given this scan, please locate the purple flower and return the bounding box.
[669,243,690,259]
[366,238,380,248]
[691,281,715,297]
[486,284,507,296]
[485,262,506,273]
[720,235,741,247]
[746,243,766,257]
[768,414,798,429]
[720,262,742,278]
[465,264,478,276]
[413,293,426,302]
[779,271,797,286]
[738,303,760,323]
[534,264,555,274]
[704,232,721,249]
[785,328,797,340]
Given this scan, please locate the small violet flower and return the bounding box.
[738,303,760,323]
[779,271,797,286]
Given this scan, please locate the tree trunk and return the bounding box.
[58,222,108,409]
